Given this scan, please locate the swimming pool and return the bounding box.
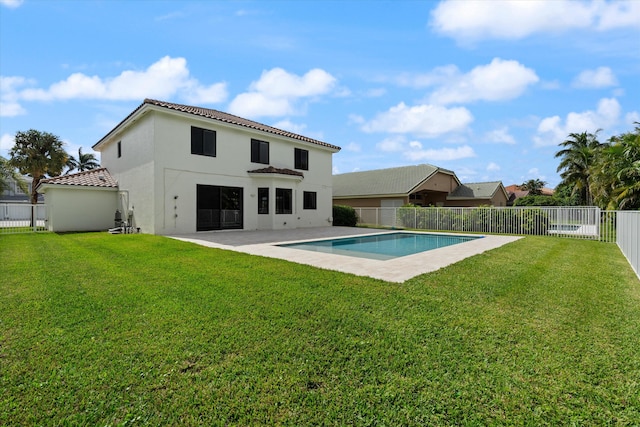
[279,232,482,260]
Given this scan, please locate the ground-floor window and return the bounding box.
[196,184,243,231]
[258,187,269,214]
[303,191,317,209]
[276,188,292,214]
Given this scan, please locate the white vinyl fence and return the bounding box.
[617,210,640,280]
[0,203,47,234]
[355,206,612,240]
[354,206,639,280]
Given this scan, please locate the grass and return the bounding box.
[1,232,639,426]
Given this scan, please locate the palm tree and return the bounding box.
[9,129,68,204]
[555,130,605,206]
[0,155,29,195]
[65,147,99,174]
[594,123,640,210]
[520,179,546,195]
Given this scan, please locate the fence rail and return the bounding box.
[355,206,617,241]
[354,206,639,280]
[0,203,47,234]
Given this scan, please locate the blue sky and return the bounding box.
[1,0,639,187]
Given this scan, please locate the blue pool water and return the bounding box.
[279,232,481,260]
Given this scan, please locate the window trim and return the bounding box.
[303,191,317,210]
[191,126,217,157]
[251,139,269,164]
[275,188,292,214]
[258,187,269,214]
[294,148,309,170]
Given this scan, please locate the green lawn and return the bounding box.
[1,232,639,426]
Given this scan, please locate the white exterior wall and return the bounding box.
[100,107,336,234]
[42,186,118,232]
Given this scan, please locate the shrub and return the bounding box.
[332,205,358,227]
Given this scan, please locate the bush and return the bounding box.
[332,205,358,227]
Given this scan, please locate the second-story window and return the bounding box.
[191,126,217,157]
[117,141,122,158]
[294,148,308,170]
[251,139,269,164]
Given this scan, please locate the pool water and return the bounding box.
[279,232,481,260]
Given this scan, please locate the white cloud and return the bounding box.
[597,0,640,30]
[625,111,640,125]
[361,102,473,137]
[487,162,501,171]
[2,57,228,113]
[0,76,32,116]
[484,126,516,144]
[272,119,307,135]
[0,0,23,8]
[0,102,26,117]
[572,66,618,88]
[428,58,539,105]
[376,136,406,152]
[1,133,15,151]
[405,145,476,162]
[228,68,337,118]
[395,65,459,88]
[430,0,640,42]
[533,98,622,146]
[345,142,361,152]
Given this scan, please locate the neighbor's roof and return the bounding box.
[36,168,118,191]
[447,181,505,200]
[93,98,341,152]
[333,164,456,198]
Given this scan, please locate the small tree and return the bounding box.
[9,129,68,204]
[520,179,546,196]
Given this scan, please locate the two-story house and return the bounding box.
[38,99,341,234]
[96,98,342,234]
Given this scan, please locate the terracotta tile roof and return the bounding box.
[94,99,341,152]
[37,168,118,189]
[247,166,304,177]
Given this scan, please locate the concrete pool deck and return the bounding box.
[169,227,522,283]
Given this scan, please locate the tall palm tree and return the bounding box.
[65,147,100,174]
[595,123,640,210]
[9,129,68,204]
[555,130,605,206]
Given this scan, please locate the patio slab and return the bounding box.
[169,227,522,283]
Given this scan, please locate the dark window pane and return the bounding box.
[203,129,216,156]
[276,188,292,214]
[303,191,317,209]
[251,139,269,164]
[192,126,216,157]
[258,187,269,214]
[295,148,308,170]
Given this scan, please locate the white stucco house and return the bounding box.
[38,98,341,234]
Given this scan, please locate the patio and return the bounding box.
[169,226,521,282]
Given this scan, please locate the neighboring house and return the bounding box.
[39,98,341,234]
[36,168,119,232]
[333,164,508,208]
[0,175,42,203]
[505,184,555,206]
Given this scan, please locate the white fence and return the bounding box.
[617,211,640,280]
[355,206,612,240]
[0,203,47,234]
[354,206,639,280]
